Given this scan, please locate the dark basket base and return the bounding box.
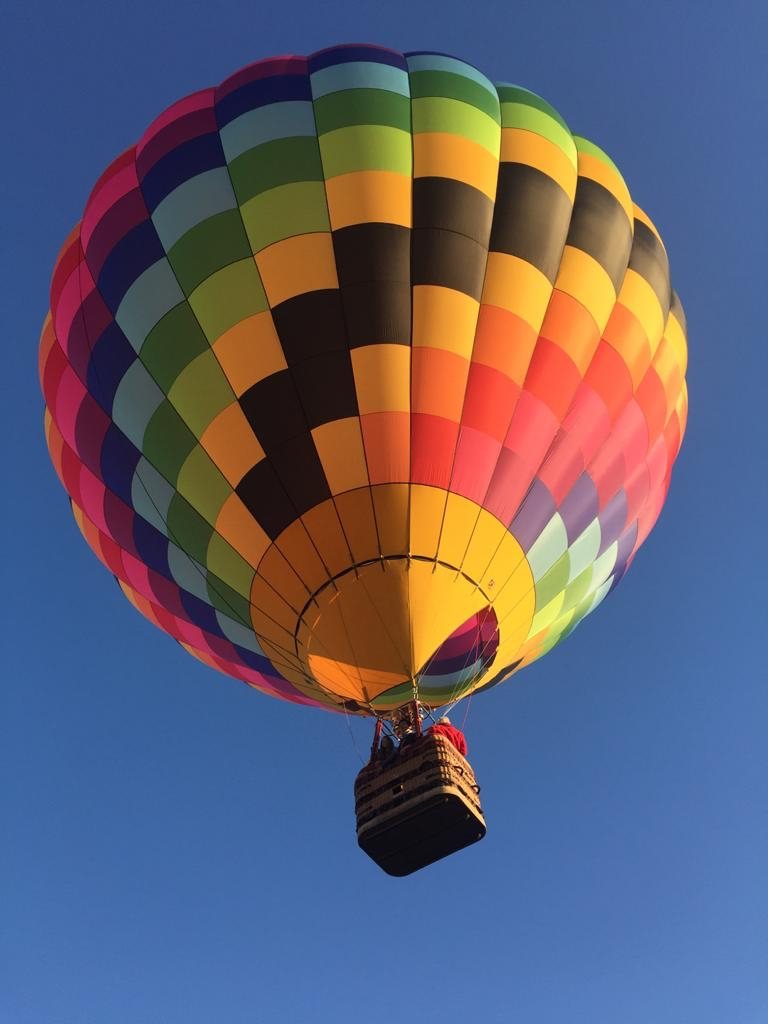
[357,789,487,877]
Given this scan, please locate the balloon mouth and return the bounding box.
[295,557,499,711]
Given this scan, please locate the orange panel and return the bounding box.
[257,545,310,613]
[540,289,601,374]
[255,234,338,307]
[360,411,410,484]
[301,499,353,577]
[275,519,333,595]
[412,285,479,358]
[412,133,499,199]
[352,344,411,414]
[212,312,286,396]
[473,305,540,386]
[411,347,468,420]
[371,483,409,556]
[602,302,651,390]
[311,417,369,493]
[200,402,265,485]
[325,170,411,229]
[335,488,381,564]
[215,492,271,568]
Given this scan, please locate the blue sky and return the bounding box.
[2,1,766,1022]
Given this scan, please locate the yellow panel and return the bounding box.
[481,252,552,330]
[301,499,353,577]
[664,309,688,377]
[352,344,411,413]
[296,558,413,703]
[413,133,499,199]
[255,234,338,307]
[200,403,265,486]
[409,484,448,560]
[215,492,271,568]
[632,203,665,247]
[500,128,577,201]
[617,268,665,357]
[249,574,298,633]
[257,545,310,613]
[371,483,409,556]
[483,533,533,611]
[312,418,369,494]
[274,519,332,595]
[436,492,482,568]
[555,246,616,332]
[412,285,480,357]
[335,488,381,564]
[325,170,411,230]
[212,312,286,396]
[577,151,633,224]
[461,509,507,583]
[407,560,489,674]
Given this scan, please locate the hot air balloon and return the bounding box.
[40,44,688,874]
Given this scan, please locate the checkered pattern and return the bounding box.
[40,45,688,715]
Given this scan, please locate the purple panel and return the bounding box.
[85,189,149,278]
[100,424,141,505]
[133,517,170,577]
[559,471,599,543]
[136,107,219,179]
[96,221,165,311]
[139,134,226,211]
[103,490,138,553]
[215,72,312,128]
[74,393,110,478]
[308,44,407,73]
[509,477,557,551]
[598,489,628,554]
[87,323,136,414]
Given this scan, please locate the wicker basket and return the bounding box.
[354,732,486,876]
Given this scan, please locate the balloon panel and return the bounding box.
[41,45,688,715]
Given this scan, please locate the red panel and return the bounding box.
[461,362,520,441]
[583,340,633,422]
[524,336,582,421]
[635,367,667,442]
[450,426,503,503]
[411,413,459,488]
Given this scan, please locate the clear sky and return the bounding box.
[2,1,766,1022]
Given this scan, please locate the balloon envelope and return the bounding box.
[40,44,688,715]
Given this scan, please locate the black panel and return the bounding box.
[566,177,633,292]
[292,350,358,428]
[270,434,331,516]
[629,220,671,315]
[239,370,306,450]
[411,228,487,300]
[333,223,410,286]
[342,281,411,347]
[413,177,494,246]
[271,289,348,363]
[236,460,298,540]
[489,162,572,283]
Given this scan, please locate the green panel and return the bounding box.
[534,551,570,611]
[411,97,500,153]
[318,125,412,177]
[562,564,594,611]
[207,573,252,627]
[140,302,210,393]
[176,446,231,524]
[241,181,330,252]
[167,350,235,436]
[409,71,500,122]
[143,400,198,482]
[167,210,252,294]
[499,103,577,164]
[573,135,625,180]
[207,532,255,599]
[314,88,411,135]
[188,259,268,341]
[495,85,570,131]
[166,493,214,564]
[228,137,324,204]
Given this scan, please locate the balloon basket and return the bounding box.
[354,732,486,876]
